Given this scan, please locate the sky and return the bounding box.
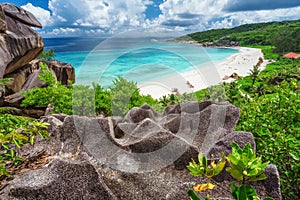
[1,0,300,37]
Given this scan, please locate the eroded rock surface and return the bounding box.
[0,3,43,79]
[0,102,282,200]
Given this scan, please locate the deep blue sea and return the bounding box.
[44,37,238,87]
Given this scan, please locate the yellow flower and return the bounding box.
[193,183,215,192]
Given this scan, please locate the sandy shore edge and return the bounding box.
[139,47,271,99]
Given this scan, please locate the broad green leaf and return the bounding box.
[230,183,238,199]
[227,154,239,165]
[237,184,258,200]
[187,189,201,200]
[248,173,267,182]
[226,168,243,181]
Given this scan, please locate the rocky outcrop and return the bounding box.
[5,60,75,95]
[0,4,75,109]
[0,102,282,200]
[0,3,43,79]
[2,59,75,112]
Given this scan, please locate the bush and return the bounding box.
[222,58,300,199]
[21,66,159,116]
[21,64,73,115]
[38,49,56,61]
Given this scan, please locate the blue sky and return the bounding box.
[1,0,300,37]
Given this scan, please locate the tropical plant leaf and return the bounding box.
[187,189,201,200]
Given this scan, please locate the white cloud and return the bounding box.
[156,0,300,33]
[47,0,149,32]
[21,3,52,26]
[20,0,300,36]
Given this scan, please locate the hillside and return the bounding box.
[178,19,300,54]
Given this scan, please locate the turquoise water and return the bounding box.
[45,38,238,87]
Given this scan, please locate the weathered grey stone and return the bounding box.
[114,118,174,153]
[14,115,63,160]
[0,106,22,115]
[0,3,43,78]
[114,122,137,138]
[50,113,68,122]
[2,160,114,200]
[122,107,156,123]
[2,3,42,28]
[160,114,180,133]
[260,164,282,200]
[0,102,282,200]
[163,101,212,115]
[207,131,256,159]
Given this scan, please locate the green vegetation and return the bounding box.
[187,152,226,178]
[0,111,49,178]
[187,142,273,200]
[21,63,159,116]
[1,77,50,180]
[232,62,300,199]
[226,143,268,182]
[192,57,299,199]
[183,19,300,54]
[38,49,56,61]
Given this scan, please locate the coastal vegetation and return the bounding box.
[193,52,299,199]
[181,19,300,54]
[38,49,56,61]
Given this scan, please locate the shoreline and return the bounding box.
[139,47,271,99]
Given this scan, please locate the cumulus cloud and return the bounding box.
[21,3,52,26]
[155,0,300,33]
[48,0,149,32]
[20,0,300,36]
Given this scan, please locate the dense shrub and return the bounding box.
[193,57,299,199]
[38,49,56,61]
[226,59,300,199]
[21,65,159,116]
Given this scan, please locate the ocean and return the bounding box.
[44,37,238,87]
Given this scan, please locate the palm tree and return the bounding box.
[249,65,261,86]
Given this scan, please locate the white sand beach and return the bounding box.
[139,47,271,99]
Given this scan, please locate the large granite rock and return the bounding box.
[5,60,75,95]
[5,160,115,200]
[0,102,282,200]
[0,3,43,79]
